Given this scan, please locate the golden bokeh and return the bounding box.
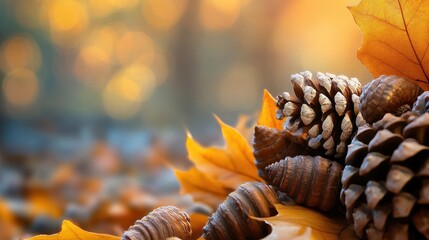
[103,65,156,119]
[199,0,247,30]
[3,69,39,107]
[116,31,155,66]
[0,36,41,73]
[49,0,87,32]
[142,0,187,31]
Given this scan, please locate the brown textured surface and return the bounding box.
[122,206,192,240]
[341,112,429,239]
[359,75,423,124]
[202,182,278,240]
[265,155,343,212]
[252,126,315,180]
[276,71,364,160]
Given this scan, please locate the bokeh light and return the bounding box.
[199,0,248,30]
[49,0,87,32]
[141,0,188,31]
[2,68,39,108]
[116,31,155,66]
[0,36,41,73]
[103,65,156,119]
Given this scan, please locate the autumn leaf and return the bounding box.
[257,89,285,130]
[174,115,263,209]
[253,204,358,240]
[350,0,429,90]
[26,220,120,240]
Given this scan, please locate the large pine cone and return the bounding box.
[276,71,365,160]
[341,112,429,239]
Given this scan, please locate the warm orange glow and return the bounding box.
[272,0,366,77]
[199,0,246,30]
[103,65,156,119]
[88,0,116,18]
[116,31,155,66]
[49,0,87,33]
[0,36,41,73]
[3,69,39,107]
[142,0,187,31]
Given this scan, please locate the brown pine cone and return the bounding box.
[341,112,429,239]
[359,75,423,124]
[276,71,365,160]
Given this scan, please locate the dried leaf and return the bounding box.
[174,167,230,208]
[253,204,358,240]
[189,213,209,240]
[350,0,429,90]
[174,115,263,208]
[26,220,120,240]
[258,89,285,130]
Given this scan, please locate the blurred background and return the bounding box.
[0,0,371,239]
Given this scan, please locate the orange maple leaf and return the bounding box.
[350,0,429,90]
[25,220,120,240]
[174,90,281,209]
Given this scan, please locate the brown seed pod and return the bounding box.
[265,155,343,212]
[253,126,318,181]
[359,75,423,124]
[203,182,278,240]
[122,206,191,240]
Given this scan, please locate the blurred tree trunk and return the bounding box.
[172,2,199,121]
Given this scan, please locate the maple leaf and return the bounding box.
[253,204,358,240]
[25,220,120,240]
[257,89,285,130]
[174,115,263,209]
[350,0,429,90]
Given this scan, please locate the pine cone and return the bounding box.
[276,71,365,159]
[359,75,423,124]
[341,112,429,239]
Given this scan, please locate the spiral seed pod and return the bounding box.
[276,71,365,159]
[265,155,343,212]
[341,112,429,239]
[122,206,191,240]
[203,182,278,240]
[253,126,319,180]
[412,91,429,115]
[359,75,423,124]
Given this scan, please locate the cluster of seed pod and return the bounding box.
[276,71,365,159]
[122,206,191,240]
[265,155,343,212]
[203,182,278,240]
[412,91,429,115]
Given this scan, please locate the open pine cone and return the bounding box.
[276,71,366,160]
[341,112,429,239]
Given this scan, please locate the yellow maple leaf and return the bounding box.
[173,90,285,208]
[253,204,358,240]
[257,89,285,130]
[174,115,263,208]
[350,0,429,90]
[26,220,120,240]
